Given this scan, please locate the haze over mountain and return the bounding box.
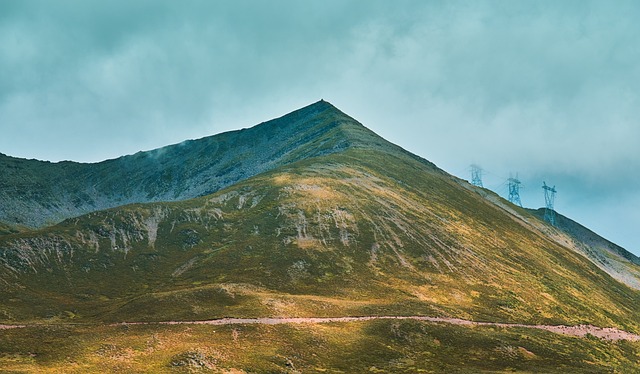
[1,102,640,372]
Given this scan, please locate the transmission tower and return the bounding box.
[507,174,522,207]
[470,164,483,188]
[542,181,557,226]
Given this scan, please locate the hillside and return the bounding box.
[2,140,640,328]
[528,208,640,289]
[2,102,640,372]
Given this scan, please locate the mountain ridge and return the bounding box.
[1,100,423,229]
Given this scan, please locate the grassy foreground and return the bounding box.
[1,320,639,373]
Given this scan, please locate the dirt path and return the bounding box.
[3,317,638,341]
[116,316,640,342]
[0,324,25,330]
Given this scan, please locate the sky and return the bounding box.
[1,1,639,254]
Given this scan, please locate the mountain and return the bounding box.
[1,101,640,372]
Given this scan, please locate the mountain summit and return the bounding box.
[1,101,640,372]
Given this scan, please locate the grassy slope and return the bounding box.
[2,147,639,334]
[527,208,640,290]
[2,320,640,373]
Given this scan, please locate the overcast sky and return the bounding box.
[1,1,639,254]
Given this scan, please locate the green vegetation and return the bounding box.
[2,320,640,373]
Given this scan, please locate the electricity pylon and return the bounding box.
[508,174,522,207]
[470,164,483,188]
[542,181,557,226]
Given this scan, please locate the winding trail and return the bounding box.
[3,317,639,341]
[0,324,25,330]
[121,316,639,341]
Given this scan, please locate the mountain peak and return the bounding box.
[266,99,354,129]
[307,98,335,110]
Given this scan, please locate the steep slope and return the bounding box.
[452,182,640,291]
[527,208,640,289]
[0,100,401,229]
